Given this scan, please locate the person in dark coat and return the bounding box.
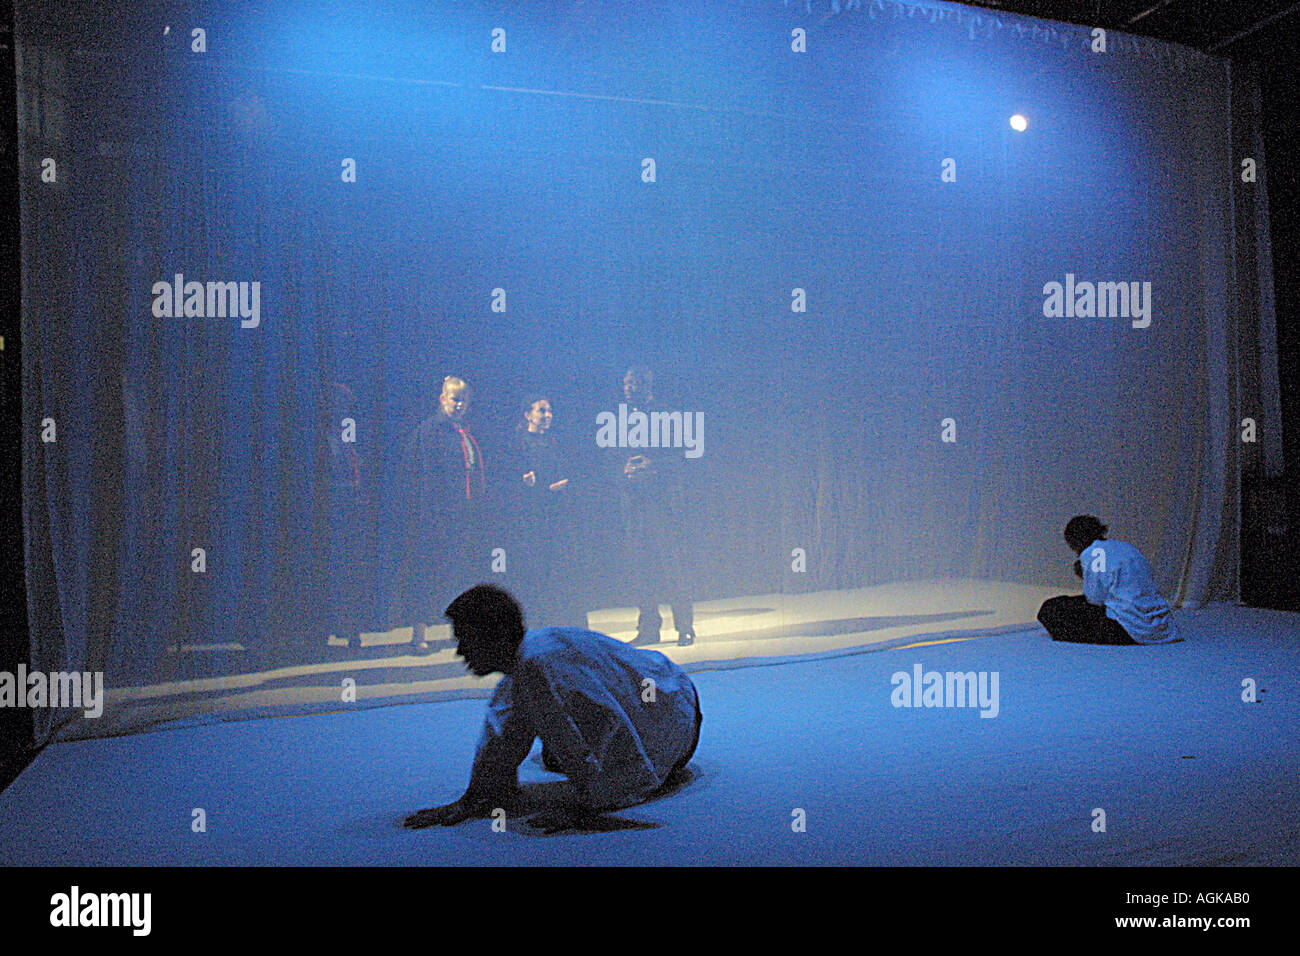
[391,376,488,653]
[610,366,695,646]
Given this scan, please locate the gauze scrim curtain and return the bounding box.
[17,0,1269,742]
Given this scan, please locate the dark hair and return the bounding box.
[444,584,526,646]
[1064,515,1108,550]
[517,393,551,430]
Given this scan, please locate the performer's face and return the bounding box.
[440,384,470,420]
[525,399,553,433]
[454,623,505,676]
[623,372,650,403]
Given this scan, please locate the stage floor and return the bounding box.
[84,578,1058,738]
[2,602,1296,865]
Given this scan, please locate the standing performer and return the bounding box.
[392,375,488,653]
[1037,515,1182,645]
[611,366,696,646]
[510,394,585,629]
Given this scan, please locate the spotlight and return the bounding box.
[1009,114,1028,132]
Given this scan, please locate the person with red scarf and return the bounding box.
[392,376,488,653]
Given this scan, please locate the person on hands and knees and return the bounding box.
[403,584,702,830]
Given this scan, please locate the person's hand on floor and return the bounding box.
[403,798,483,829]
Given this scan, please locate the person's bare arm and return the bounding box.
[404,782,520,828]
[405,678,533,829]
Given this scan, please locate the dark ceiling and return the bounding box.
[963,0,1300,56]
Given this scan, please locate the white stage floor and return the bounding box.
[3,602,1296,866]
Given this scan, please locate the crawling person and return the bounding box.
[404,584,702,831]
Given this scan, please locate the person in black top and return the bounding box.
[509,394,585,630]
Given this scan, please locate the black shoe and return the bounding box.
[677,629,696,646]
[630,631,659,647]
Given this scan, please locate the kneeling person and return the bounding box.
[1038,514,1182,646]
[405,584,702,828]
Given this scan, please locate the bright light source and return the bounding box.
[1009,114,1028,132]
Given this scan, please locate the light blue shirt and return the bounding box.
[1080,539,1182,644]
[468,627,699,811]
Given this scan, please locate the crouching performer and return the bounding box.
[1038,515,1182,646]
[404,584,702,830]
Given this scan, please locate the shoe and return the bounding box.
[677,630,696,646]
[630,631,659,647]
